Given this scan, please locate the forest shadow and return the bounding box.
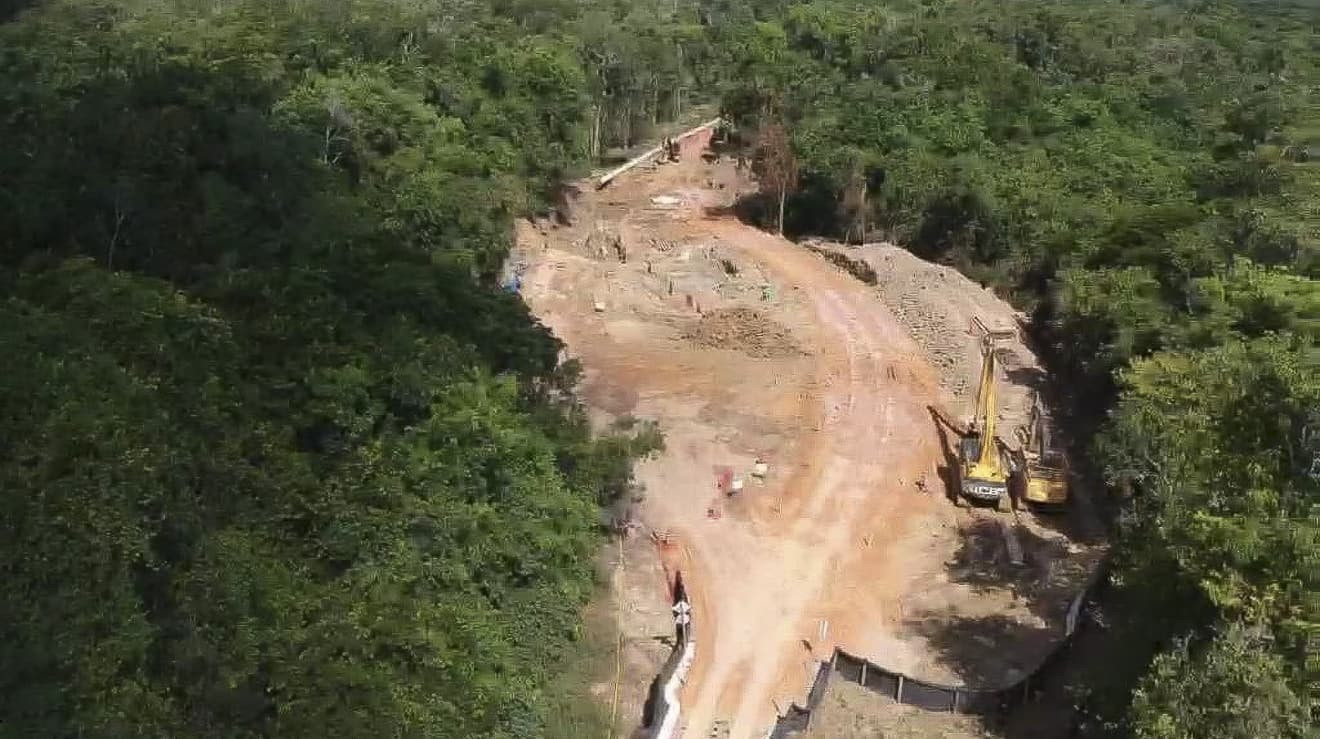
[0,0,36,23]
[0,60,337,282]
[945,517,1081,624]
[927,405,965,506]
[712,188,841,238]
[1022,486,1109,547]
[552,183,582,225]
[702,190,775,230]
[702,203,739,219]
[1004,364,1049,397]
[908,612,1055,688]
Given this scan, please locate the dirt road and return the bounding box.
[674,221,948,737]
[515,129,1103,738]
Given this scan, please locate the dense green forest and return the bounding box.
[0,1,668,736]
[0,0,1315,737]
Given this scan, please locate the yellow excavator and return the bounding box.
[1013,393,1070,507]
[954,319,1016,510]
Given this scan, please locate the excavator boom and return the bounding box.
[975,335,999,470]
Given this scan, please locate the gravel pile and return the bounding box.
[683,307,804,358]
[805,241,1045,448]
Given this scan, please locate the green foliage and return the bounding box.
[1130,625,1310,739]
[711,0,1319,309]
[1051,267,1174,395]
[0,0,667,735]
[0,258,641,736]
[1101,341,1318,633]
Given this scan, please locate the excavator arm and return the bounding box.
[928,403,970,438]
[970,317,1015,470]
[957,319,1016,509]
[974,333,1000,470]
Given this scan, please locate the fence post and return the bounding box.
[896,675,904,703]
[860,661,867,686]
[952,689,960,713]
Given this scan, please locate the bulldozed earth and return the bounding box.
[513,129,1106,738]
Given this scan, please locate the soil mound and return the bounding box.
[683,307,803,358]
[805,240,1044,449]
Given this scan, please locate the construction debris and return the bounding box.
[594,118,722,189]
[715,467,734,494]
[1000,519,1026,566]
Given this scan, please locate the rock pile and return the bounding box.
[683,307,804,358]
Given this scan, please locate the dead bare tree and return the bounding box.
[105,196,126,270]
[753,121,798,235]
[104,180,132,270]
[322,95,353,166]
[840,164,869,244]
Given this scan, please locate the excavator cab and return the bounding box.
[959,434,1010,507]
[958,435,982,469]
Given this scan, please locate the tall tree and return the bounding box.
[753,120,798,235]
[1130,625,1309,739]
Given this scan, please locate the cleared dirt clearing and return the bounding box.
[515,130,1104,738]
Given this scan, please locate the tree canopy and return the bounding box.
[704,0,1318,733]
[0,0,669,735]
[1,0,1317,736]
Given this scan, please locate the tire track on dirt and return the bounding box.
[671,223,936,737]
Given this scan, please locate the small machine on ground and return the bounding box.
[1013,393,1070,507]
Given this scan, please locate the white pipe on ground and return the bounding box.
[596,117,723,189]
[655,638,696,739]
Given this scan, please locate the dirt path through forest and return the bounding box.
[673,220,946,737]
[515,129,1104,738]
